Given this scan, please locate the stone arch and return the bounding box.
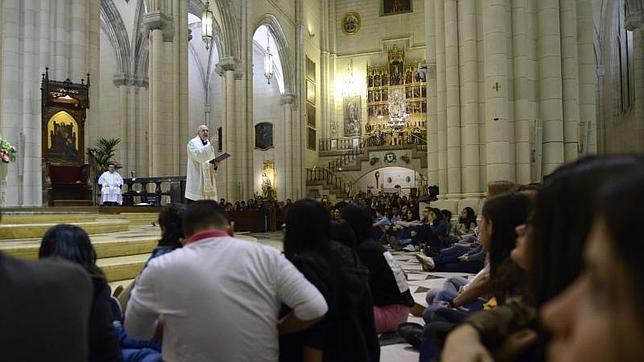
[253,14,294,94]
[187,0,241,59]
[100,0,131,76]
[354,166,423,193]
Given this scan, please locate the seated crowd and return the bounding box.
[1,155,644,362]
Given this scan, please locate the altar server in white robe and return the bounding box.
[185,125,219,202]
[98,163,123,205]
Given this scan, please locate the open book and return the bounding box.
[210,152,231,163]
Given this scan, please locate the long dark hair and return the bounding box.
[596,167,644,325]
[529,155,644,307]
[158,204,185,248]
[342,204,373,243]
[39,224,105,280]
[459,207,477,229]
[430,208,445,223]
[283,199,331,260]
[481,192,530,281]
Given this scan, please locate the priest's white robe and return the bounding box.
[185,136,218,201]
[98,170,123,204]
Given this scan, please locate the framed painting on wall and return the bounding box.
[381,0,413,16]
[307,127,317,151]
[306,57,316,82]
[343,96,361,137]
[254,122,274,150]
[306,80,316,104]
[306,103,316,127]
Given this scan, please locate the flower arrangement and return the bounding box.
[0,138,17,164]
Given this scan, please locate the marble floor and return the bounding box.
[250,232,474,362]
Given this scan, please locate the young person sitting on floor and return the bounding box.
[442,155,644,362]
[418,191,531,361]
[542,167,644,362]
[343,204,415,334]
[280,199,380,362]
[125,200,328,362]
[39,224,123,362]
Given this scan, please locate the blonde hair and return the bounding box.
[486,180,517,198]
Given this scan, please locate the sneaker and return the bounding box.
[402,244,417,252]
[415,253,435,271]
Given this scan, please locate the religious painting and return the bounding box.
[388,46,405,86]
[307,127,316,151]
[306,103,316,127]
[254,122,274,150]
[47,111,80,162]
[343,96,361,137]
[306,80,316,104]
[306,57,316,82]
[341,12,361,35]
[261,160,276,199]
[381,0,413,16]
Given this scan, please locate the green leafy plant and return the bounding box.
[0,138,17,164]
[86,137,121,179]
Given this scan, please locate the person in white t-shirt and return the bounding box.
[125,200,328,362]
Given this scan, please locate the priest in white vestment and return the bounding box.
[185,125,219,202]
[98,163,123,205]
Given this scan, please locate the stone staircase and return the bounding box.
[307,142,428,200]
[0,211,160,286]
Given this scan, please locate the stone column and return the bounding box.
[576,0,598,154]
[425,0,438,186]
[445,0,462,198]
[216,57,240,201]
[115,76,130,173]
[143,11,173,177]
[538,0,564,175]
[54,0,69,78]
[459,0,482,198]
[434,0,448,194]
[560,0,581,162]
[281,94,296,199]
[512,0,537,184]
[483,0,513,183]
[70,0,87,80]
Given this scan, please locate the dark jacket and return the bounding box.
[280,242,380,362]
[356,238,415,307]
[89,277,123,362]
[0,253,93,362]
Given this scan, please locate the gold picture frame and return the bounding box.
[381,0,413,16]
[342,12,361,35]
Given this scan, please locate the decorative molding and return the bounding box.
[281,93,297,105]
[100,0,131,75]
[625,0,644,30]
[143,11,175,42]
[215,56,241,75]
[113,73,149,88]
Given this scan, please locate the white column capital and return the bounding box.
[143,11,174,42]
[280,94,297,105]
[113,73,149,88]
[215,57,241,75]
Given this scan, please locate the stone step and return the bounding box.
[0,219,131,240]
[1,214,101,224]
[102,213,158,226]
[98,254,149,282]
[0,236,158,260]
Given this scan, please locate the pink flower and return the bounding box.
[1,153,9,163]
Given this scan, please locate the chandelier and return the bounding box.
[201,1,214,50]
[387,90,409,128]
[264,31,274,84]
